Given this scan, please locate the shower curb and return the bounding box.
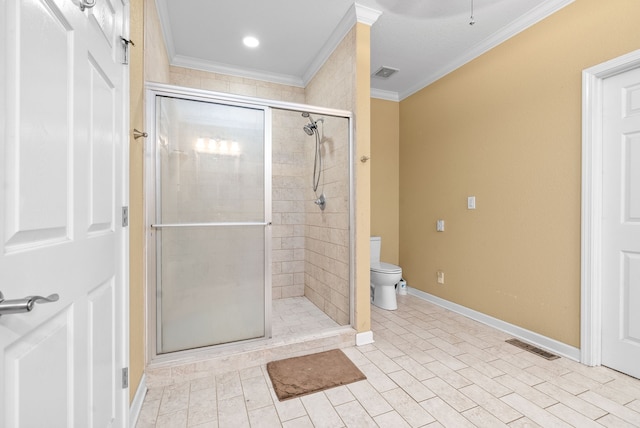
[145,327,356,388]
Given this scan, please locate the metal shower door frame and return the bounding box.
[145,84,272,361]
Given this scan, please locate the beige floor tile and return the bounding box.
[462,405,510,427]
[456,352,505,377]
[459,384,522,424]
[335,400,378,427]
[241,375,273,411]
[579,390,640,425]
[271,393,307,423]
[216,371,243,401]
[381,388,436,427]
[374,410,412,428]
[596,413,638,427]
[423,348,467,371]
[282,415,314,428]
[300,392,344,428]
[424,360,473,389]
[155,409,188,428]
[489,359,545,387]
[388,369,436,402]
[360,349,403,374]
[190,376,216,392]
[134,295,640,428]
[546,402,602,428]
[524,365,589,395]
[508,416,542,427]
[217,395,249,428]
[346,380,394,417]
[420,397,476,428]
[422,377,475,412]
[627,399,640,413]
[159,383,190,415]
[534,382,607,420]
[324,385,356,406]
[356,363,397,393]
[393,355,436,381]
[500,393,571,428]
[187,404,217,427]
[495,374,557,408]
[457,366,512,397]
[248,405,282,428]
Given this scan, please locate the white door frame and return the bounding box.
[581,48,640,366]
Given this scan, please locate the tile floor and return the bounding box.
[136,294,640,427]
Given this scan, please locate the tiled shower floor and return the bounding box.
[271,296,341,338]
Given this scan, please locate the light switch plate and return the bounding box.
[467,196,476,210]
[436,219,445,232]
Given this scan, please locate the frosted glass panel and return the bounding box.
[157,96,264,224]
[155,96,267,354]
[159,227,265,353]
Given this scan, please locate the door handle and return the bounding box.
[0,291,60,317]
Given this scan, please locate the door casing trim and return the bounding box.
[581,48,640,366]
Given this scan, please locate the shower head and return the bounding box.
[303,123,315,136]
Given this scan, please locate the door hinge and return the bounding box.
[122,206,129,227]
[122,367,129,389]
[120,37,134,65]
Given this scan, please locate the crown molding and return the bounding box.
[399,0,575,100]
[171,55,305,88]
[355,3,382,26]
[370,88,400,102]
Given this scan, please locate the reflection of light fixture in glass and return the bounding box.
[230,141,240,156]
[194,137,241,156]
[219,140,228,154]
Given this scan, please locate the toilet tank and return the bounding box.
[370,236,381,263]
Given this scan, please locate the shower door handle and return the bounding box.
[0,291,60,317]
[151,222,270,228]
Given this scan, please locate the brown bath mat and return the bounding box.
[266,349,366,401]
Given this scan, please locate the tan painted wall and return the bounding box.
[399,0,640,348]
[370,99,399,264]
[128,0,144,402]
[354,23,372,334]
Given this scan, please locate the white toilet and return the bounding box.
[370,236,402,310]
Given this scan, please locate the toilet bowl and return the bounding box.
[370,237,402,310]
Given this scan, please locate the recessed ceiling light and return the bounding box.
[243,36,259,48]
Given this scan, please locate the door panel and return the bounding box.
[151,94,271,355]
[0,0,128,426]
[602,66,640,379]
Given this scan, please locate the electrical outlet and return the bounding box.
[468,196,476,210]
[436,219,445,232]
[437,271,445,284]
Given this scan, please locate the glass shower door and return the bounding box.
[153,95,271,354]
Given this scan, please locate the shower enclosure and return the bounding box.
[146,84,352,359]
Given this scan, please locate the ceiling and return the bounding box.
[155,0,573,101]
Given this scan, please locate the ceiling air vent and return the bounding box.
[372,66,399,79]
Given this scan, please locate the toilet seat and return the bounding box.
[370,262,402,275]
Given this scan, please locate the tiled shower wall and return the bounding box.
[303,28,356,326]
[271,110,307,299]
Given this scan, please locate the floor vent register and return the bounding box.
[505,338,560,361]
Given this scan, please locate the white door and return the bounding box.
[0,0,129,426]
[601,65,640,379]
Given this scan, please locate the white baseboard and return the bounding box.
[356,330,375,346]
[407,287,581,361]
[129,373,147,428]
